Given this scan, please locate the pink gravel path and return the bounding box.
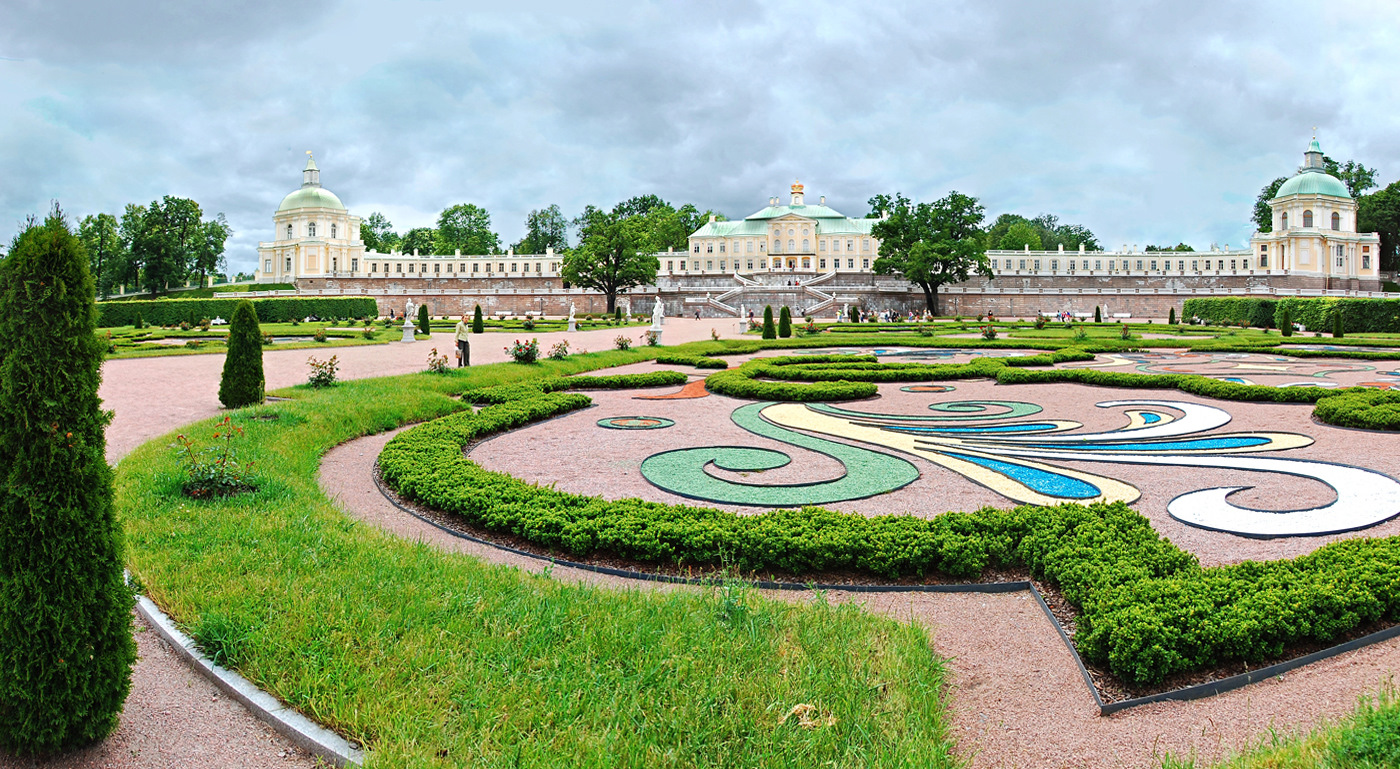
[324,429,1400,769]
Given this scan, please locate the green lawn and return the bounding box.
[117,349,958,768]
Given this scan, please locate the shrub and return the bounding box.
[1167,307,1176,325]
[778,306,792,338]
[361,327,376,340]
[1094,305,1102,323]
[472,305,484,334]
[313,328,328,343]
[95,296,376,327]
[1034,316,1047,330]
[505,338,540,363]
[0,209,135,751]
[980,325,997,340]
[1120,323,1132,340]
[1334,309,1345,338]
[614,335,632,351]
[849,305,859,323]
[1312,388,1400,430]
[172,416,255,498]
[654,353,728,369]
[133,313,144,329]
[219,300,264,408]
[711,327,720,341]
[643,330,660,346]
[762,305,776,339]
[417,304,430,336]
[614,307,622,321]
[522,318,535,331]
[1280,304,1293,337]
[426,348,450,374]
[547,340,570,360]
[307,354,339,388]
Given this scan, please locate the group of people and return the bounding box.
[838,308,935,323]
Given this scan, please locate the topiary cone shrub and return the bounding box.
[472,304,484,334]
[849,305,859,323]
[762,305,776,340]
[0,208,136,753]
[1093,305,1102,323]
[219,299,264,408]
[417,303,430,336]
[1333,309,1345,338]
[1167,307,1176,325]
[1279,304,1293,337]
[778,306,792,338]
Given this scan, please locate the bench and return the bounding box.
[1112,313,1132,319]
[524,311,543,317]
[1073,312,1093,319]
[493,310,514,318]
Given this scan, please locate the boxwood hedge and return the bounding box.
[96,296,379,327]
[1311,387,1400,431]
[1185,296,1400,334]
[380,370,1400,687]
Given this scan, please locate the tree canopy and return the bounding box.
[869,191,990,314]
[983,212,1099,252]
[513,204,570,255]
[1359,180,1400,271]
[77,213,123,299]
[436,203,500,255]
[361,212,400,253]
[400,227,439,256]
[1145,243,1196,252]
[998,221,1042,251]
[562,202,660,312]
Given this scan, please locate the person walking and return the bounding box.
[454,313,471,367]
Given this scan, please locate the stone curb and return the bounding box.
[134,595,365,767]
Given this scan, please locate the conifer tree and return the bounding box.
[1333,309,1345,338]
[778,305,792,338]
[1094,305,1102,323]
[1279,304,1293,337]
[472,304,484,333]
[849,305,859,323]
[0,208,136,752]
[762,305,776,340]
[219,299,264,408]
[1167,307,1176,325]
[417,303,430,336]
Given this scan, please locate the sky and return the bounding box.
[2,0,1398,274]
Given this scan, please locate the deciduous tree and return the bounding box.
[514,204,570,254]
[77,213,123,299]
[361,212,399,253]
[870,191,991,315]
[400,227,438,256]
[436,203,500,255]
[563,203,658,313]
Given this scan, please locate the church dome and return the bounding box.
[277,186,347,212]
[1274,171,1350,200]
[277,153,348,212]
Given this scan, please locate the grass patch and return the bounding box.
[120,356,956,767]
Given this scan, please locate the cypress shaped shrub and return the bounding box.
[849,305,859,323]
[1279,304,1293,336]
[417,303,430,336]
[1167,307,1176,325]
[762,305,776,340]
[1334,309,1345,338]
[778,306,792,338]
[472,304,484,334]
[1094,305,1102,323]
[218,299,264,408]
[0,209,135,752]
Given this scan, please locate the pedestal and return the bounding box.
[649,325,662,346]
[401,318,416,343]
[567,320,577,332]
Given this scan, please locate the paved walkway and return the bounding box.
[0,319,745,769]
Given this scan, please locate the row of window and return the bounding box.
[369,261,558,274]
[285,222,341,239]
[664,257,872,272]
[1280,210,1343,230]
[988,257,1268,272]
[695,237,873,254]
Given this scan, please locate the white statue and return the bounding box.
[568,302,576,323]
[405,300,416,319]
[651,298,665,328]
[841,303,849,321]
[622,299,632,319]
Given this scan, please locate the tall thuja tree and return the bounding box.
[762,305,776,339]
[778,306,792,338]
[472,304,484,333]
[417,303,430,336]
[219,300,264,408]
[0,208,135,752]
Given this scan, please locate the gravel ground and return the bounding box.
[326,428,1400,769]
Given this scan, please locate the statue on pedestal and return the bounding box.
[651,298,665,329]
[567,302,577,332]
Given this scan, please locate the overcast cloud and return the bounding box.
[2,0,1398,272]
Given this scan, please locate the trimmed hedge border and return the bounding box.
[379,363,1400,688]
[1312,388,1400,431]
[653,353,729,369]
[97,297,379,327]
[462,370,689,404]
[1186,296,1400,334]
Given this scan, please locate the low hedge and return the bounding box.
[381,377,1400,687]
[1185,296,1400,334]
[97,296,378,327]
[653,353,729,369]
[463,370,688,404]
[994,366,1337,403]
[1312,388,1400,430]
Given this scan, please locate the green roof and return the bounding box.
[745,203,848,220]
[278,186,347,212]
[1274,170,1350,200]
[1307,138,1323,154]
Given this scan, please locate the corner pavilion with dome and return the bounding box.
[1249,138,1381,288]
[256,153,366,281]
